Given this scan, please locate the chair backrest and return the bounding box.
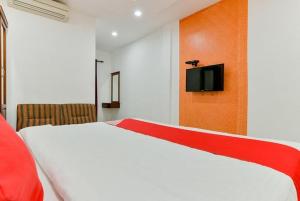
[16,104,96,131]
[61,104,96,125]
[17,104,61,131]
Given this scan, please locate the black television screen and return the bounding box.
[186,64,224,92]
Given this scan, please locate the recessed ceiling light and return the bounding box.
[134,10,143,17]
[112,31,118,37]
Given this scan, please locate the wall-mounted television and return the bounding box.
[186,64,224,92]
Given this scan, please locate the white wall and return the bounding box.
[96,50,113,121]
[4,5,96,128]
[248,0,300,141]
[111,21,179,125]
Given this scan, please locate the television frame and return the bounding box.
[186,64,224,92]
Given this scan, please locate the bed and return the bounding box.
[36,160,62,201]
[17,118,300,201]
[0,103,96,201]
[14,127,62,201]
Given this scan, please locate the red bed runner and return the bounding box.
[117,119,300,200]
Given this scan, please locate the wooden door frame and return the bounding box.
[0,5,8,118]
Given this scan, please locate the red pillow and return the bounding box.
[0,115,43,201]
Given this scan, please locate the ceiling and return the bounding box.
[65,0,219,51]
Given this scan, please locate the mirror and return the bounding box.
[111,72,120,103]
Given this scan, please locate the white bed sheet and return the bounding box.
[20,121,298,201]
[36,162,62,201]
[16,132,61,201]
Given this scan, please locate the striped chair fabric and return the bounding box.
[17,104,61,131]
[61,104,96,125]
[17,104,96,131]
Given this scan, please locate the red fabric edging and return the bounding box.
[117,119,300,200]
[0,115,44,201]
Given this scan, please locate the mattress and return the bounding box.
[17,132,61,201]
[36,162,62,201]
[19,120,300,201]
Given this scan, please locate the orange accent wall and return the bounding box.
[179,0,248,135]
